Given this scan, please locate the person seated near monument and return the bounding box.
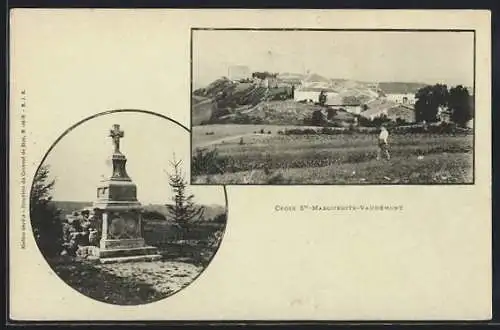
[69,210,92,246]
[88,227,99,246]
[71,211,82,232]
[80,210,92,232]
[61,217,76,255]
[61,218,79,256]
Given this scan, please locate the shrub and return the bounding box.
[142,210,166,220]
[265,172,291,184]
[395,118,407,126]
[192,148,225,175]
[212,213,227,224]
[284,128,318,135]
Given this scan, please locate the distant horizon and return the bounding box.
[193,72,474,91]
[51,199,226,207]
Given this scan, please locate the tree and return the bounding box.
[326,108,336,120]
[30,164,63,258]
[318,90,327,106]
[372,114,391,127]
[414,84,449,123]
[252,71,276,80]
[395,117,407,126]
[166,157,205,239]
[448,85,473,126]
[311,109,326,126]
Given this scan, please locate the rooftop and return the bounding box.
[295,86,337,93]
[378,82,428,95]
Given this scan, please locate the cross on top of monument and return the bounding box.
[109,124,124,154]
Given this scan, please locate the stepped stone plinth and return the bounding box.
[92,124,160,264]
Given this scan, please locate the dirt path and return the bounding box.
[194,133,265,149]
[53,260,203,305]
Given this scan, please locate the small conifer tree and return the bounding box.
[166,156,204,239]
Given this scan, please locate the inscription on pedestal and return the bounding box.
[107,211,141,239]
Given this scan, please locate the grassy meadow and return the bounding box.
[191,124,474,184]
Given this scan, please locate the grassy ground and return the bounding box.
[51,259,202,305]
[192,125,473,184]
[194,153,472,184]
[49,220,225,305]
[192,124,327,146]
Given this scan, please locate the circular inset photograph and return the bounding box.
[30,110,228,305]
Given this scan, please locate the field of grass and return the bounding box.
[192,125,474,184]
[193,124,324,147]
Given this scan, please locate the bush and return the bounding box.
[358,114,392,128]
[395,118,407,126]
[142,210,166,220]
[212,213,227,224]
[310,109,326,126]
[284,128,318,135]
[192,148,225,175]
[435,121,457,134]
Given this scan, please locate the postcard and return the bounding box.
[9,9,491,321]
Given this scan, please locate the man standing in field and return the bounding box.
[377,125,390,161]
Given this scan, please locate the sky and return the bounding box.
[192,30,474,89]
[42,111,226,206]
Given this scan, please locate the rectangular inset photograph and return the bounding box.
[190,29,475,185]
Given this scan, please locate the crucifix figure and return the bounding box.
[109,124,124,154]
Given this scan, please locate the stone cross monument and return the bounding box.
[93,124,160,263]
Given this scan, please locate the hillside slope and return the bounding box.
[378,82,428,95]
[52,201,226,222]
[192,98,216,125]
[193,77,428,126]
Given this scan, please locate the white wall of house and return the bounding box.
[386,93,416,105]
[367,109,388,120]
[294,90,321,103]
[466,119,474,129]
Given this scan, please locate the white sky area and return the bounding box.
[193,30,474,89]
[43,111,225,206]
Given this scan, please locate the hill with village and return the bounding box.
[192,71,439,127]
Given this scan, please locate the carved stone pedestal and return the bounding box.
[92,124,161,264]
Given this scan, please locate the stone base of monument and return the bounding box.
[98,238,161,264]
[99,253,162,264]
